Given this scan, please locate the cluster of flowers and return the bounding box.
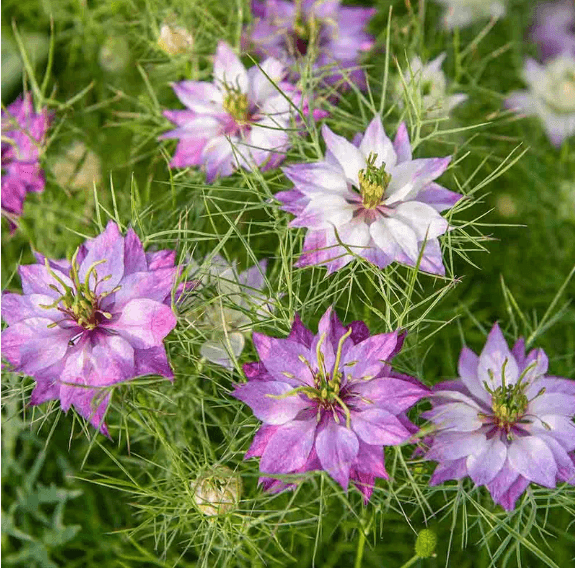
[2,0,574,516]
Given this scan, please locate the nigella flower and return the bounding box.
[396,53,467,119]
[422,323,575,511]
[505,55,575,147]
[244,0,375,88]
[531,1,575,61]
[161,41,314,182]
[1,221,179,434]
[187,254,275,368]
[276,116,462,275]
[1,94,51,231]
[432,0,506,29]
[232,307,429,502]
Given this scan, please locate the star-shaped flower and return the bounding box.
[276,116,462,275]
[422,323,575,510]
[232,307,429,502]
[1,221,180,434]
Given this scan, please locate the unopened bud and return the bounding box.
[415,528,437,558]
[191,466,242,516]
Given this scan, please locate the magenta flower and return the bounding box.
[161,41,312,181]
[276,116,462,275]
[1,221,179,434]
[244,0,375,88]
[232,307,429,502]
[1,94,51,231]
[422,323,575,511]
[531,0,575,61]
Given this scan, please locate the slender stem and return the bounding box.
[399,555,420,568]
[353,527,366,568]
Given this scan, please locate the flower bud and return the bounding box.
[191,466,242,516]
[157,23,194,56]
[415,528,437,558]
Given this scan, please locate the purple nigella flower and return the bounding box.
[531,0,575,61]
[244,0,375,88]
[422,323,575,511]
[232,307,429,502]
[1,221,179,435]
[276,116,462,275]
[1,94,51,231]
[505,55,575,148]
[161,41,312,182]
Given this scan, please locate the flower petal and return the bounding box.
[316,420,359,489]
[321,124,365,187]
[508,436,557,487]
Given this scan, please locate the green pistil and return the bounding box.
[222,88,249,123]
[267,328,354,427]
[358,152,392,209]
[483,359,546,437]
[40,250,118,330]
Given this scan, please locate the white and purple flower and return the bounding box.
[397,53,467,119]
[505,54,575,148]
[432,0,506,29]
[276,116,462,275]
[1,221,180,434]
[232,307,429,502]
[1,94,51,231]
[161,41,314,181]
[244,0,375,88]
[531,0,575,61]
[422,323,575,510]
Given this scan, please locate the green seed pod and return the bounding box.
[191,466,242,516]
[415,528,437,558]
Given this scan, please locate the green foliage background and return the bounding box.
[2,0,574,566]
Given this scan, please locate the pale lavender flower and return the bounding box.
[1,221,179,434]
[276,116,462,275]
[1,94,51,231]
[422,323,575,511]
[531,1,575,61]
[187,254,275,368]
[505,55,575,147]
[161,41,312,181]
[432,0,506,29]
[397,53,467,119]
[232,307,429,502]
[244,0,375,88]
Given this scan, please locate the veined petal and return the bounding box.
[508,436,557,487]
[321,124,365,187]
[477,323,520,390]
[466,436,507,485]
[358,116,397,169]
[391,201,449,241]
[214,42,248,93]
[351,407,413,446]
[316,420,360,489]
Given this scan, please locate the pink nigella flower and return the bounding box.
[161,41,315,182]
[1,94,52,231]
[531,0,575,61]
[422,323,575,511]
[244,0,375,88]
[232,307,429,502]
[1,221,179,435]
[276,116,462,275]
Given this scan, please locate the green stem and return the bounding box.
[353,527,366,568]
[399,555,420,568]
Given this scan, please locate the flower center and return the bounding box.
[292,1,321,56]
[543,66,575,114]
[223,88,249,123]
[358,152,392,209]
[40,249,119,333]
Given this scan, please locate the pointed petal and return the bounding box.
[316,420,359,489]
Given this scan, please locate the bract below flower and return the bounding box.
[232,307,429,502]
[1,221,180,434]
[1,94,51,231]
[505,55,575,147]
[397,53,467,119]
[244,0,375,89]
[276,116,462,275]
[432,0,506,29]
[161,41,315,181]
[531,0,575,61]
[422,323,575,510]
[187,254,274,368]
